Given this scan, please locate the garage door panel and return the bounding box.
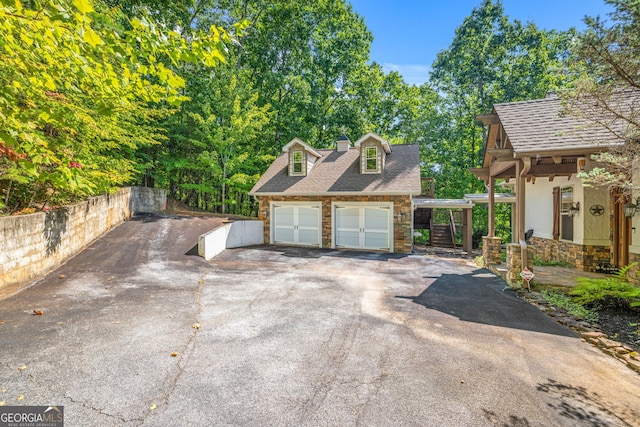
[298,207,319,228]
[275,227,295,243]
[336,230,359,247]
[364,207,389,230]
[274,206,294,226]
[364,231,388,249]
[299,229,320,245]
[336,207,360,229]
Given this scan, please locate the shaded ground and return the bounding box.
[420,246,640,353]
[590,309,640,350]
[1,216,639,426]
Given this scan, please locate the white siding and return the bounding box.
[524,175,610,246]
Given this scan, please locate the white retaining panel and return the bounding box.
[198,220,264,260]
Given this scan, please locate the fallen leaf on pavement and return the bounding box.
[192,323,200,330]
[150,403,157,410]
[58,274,65,279]
[0,401,4,406]
[0,321,5,324]
[170,352,178,357]
[18,365,26,371]
[33,310,43,316]
[16,395,24,401]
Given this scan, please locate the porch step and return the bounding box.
[431,224,455,248]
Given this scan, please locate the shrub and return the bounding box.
[570,264,640,310]
[533,256,573,268]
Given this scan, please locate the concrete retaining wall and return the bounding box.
[198,220,264,260]
[0,187,166,295]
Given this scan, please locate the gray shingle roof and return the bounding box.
[249,144,421,196]
[494,92,633,153]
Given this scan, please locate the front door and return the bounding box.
[612,190,631,267]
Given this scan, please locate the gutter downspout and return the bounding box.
[519,157,531,270]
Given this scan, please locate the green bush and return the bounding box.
[533,256,573,268]
[570,264,640,310]
[541,290,599,323]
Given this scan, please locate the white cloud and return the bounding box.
[382,63,431,86]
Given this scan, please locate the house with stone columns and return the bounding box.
[249,133,421,254]
[471,91,639,281]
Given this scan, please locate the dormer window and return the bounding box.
[354,132,391,175]
[292,150,304,175]
[366,147,378,172]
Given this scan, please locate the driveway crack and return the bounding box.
[137,275,205,425]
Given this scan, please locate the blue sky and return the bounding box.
[348,0,615,85]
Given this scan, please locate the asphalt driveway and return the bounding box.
[1,215,639,426]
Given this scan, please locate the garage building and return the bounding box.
[249,133,421,254]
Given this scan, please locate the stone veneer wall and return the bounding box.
[506,243,535,285]
[627,253,640,285]
[257,195,414,253]
[0,187,166,295]
[529,236,612,272]
[482,236,503,266]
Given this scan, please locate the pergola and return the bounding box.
[413,193,515,253]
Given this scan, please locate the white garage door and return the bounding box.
[272,204,321,246]
[334,204,392,251]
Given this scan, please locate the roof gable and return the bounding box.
[354,132,392,154]
[282,137,322,158]
[490,92,629,155]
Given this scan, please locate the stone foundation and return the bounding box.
[482,236,502,266]
[506,243,534,285]
[529,237,611,272]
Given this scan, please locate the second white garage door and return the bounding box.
[334,204,392,251]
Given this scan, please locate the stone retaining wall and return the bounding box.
[0,187,166,295]
[506,243,534,285]
[529,237,612,272]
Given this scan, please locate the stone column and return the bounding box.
[506,243,534,285]
[482,236,503,266]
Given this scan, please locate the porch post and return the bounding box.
[488,176,495,237]
[511,202,517,243]
[515,160,523,242]
[463,207,473,253]
[516,157,529,269]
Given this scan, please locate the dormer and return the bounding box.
[282,138,322,177]
[354,132,391,174]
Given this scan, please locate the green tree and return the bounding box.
[155,62,273,214]
[0,0,227,212]
[562,0,640,195]
[428,0,573,239]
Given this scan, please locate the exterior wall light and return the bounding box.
[623,198,640,218]
[568,202,580,217]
